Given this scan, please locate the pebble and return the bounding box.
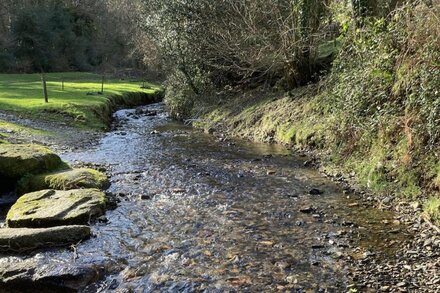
[410,202,421,210]
[295,220,304,226]
[299,206,314,213]
[97,216,108,223]
[309,188,323,195]
[382,197,392,204]
[286,276,297,284]
[172,188,186,193]
[303,160,313,167]
[139,194,152,200]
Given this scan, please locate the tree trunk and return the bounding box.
[41,72,48,103]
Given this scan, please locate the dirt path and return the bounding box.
[0,111,102,152]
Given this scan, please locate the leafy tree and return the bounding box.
[12,7,53,72]
[0,0,148,73]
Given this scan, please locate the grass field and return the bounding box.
[0,72,160,130]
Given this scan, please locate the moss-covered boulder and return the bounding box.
[6,189,106,228]
[0,144,64,180]
[0,225,91,252]
[17,168,110,195]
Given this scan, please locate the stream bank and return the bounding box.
[0,90,163,149]
[194,91,440,291]
[0,103,438,292]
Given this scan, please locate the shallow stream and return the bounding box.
[1,103,408,292]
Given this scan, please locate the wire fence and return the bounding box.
[0,74,154,99]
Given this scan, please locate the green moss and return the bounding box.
[434,163,440,189]
[197,82,438,203]
[401,176,422,197]
[0,133,7,144]
[6,189,106,228]
[17,168,110,194]
[355,155,388,194]
[0,144,65,179]
[276,123,298,144]
[0,120,52,137]
[343,136,424,198]
[424,197,440,224]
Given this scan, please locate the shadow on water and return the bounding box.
[0,103,409,292]
[0,177,17,223]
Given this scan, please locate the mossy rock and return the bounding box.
[6,189,106,228]
[17,168,111,195]
[0,144,64,180]
[0,225,90,253]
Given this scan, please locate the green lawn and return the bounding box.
[0,72,160,129]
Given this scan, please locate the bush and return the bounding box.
[314,0,440,196]
[164,68,214,120]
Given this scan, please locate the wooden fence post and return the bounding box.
[101,75,104,93]
[41,73,48,103]
[61,77,64,91]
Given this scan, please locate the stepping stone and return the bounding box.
[17,168,110,194]
[0,258,103,291]
[0,144,64,179]
[0,225,91,252]
[6,189,106,228]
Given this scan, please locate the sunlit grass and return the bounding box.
[424,197,440,224]
[0,120,51,136]
[0,72,160,129]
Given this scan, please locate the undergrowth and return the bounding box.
[194,1,440,222]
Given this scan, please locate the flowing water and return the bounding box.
[1,103,408,292]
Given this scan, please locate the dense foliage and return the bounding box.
[0,0,438,219]
[0,0,147,73]
[146,0,438,218]
[142,0,432,119]
[143,0,339,117]
[313,1,439,200]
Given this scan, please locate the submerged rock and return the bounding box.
[0,144,64,179]
[309,188,323,195]
[6,189,106,228]
[17,168,110,195]
[0,259,104,292]
[0,225,90,252]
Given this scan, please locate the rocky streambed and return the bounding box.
[0,103,438,292]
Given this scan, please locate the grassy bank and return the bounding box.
[196,83,440,223]
[194,4,440,223]
[0,72,162,130]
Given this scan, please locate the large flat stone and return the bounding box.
[0,225,91,252]
[17,168,111,195]
[0,144,63,179]
[6,189,106,228]
[0,259,104,292]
